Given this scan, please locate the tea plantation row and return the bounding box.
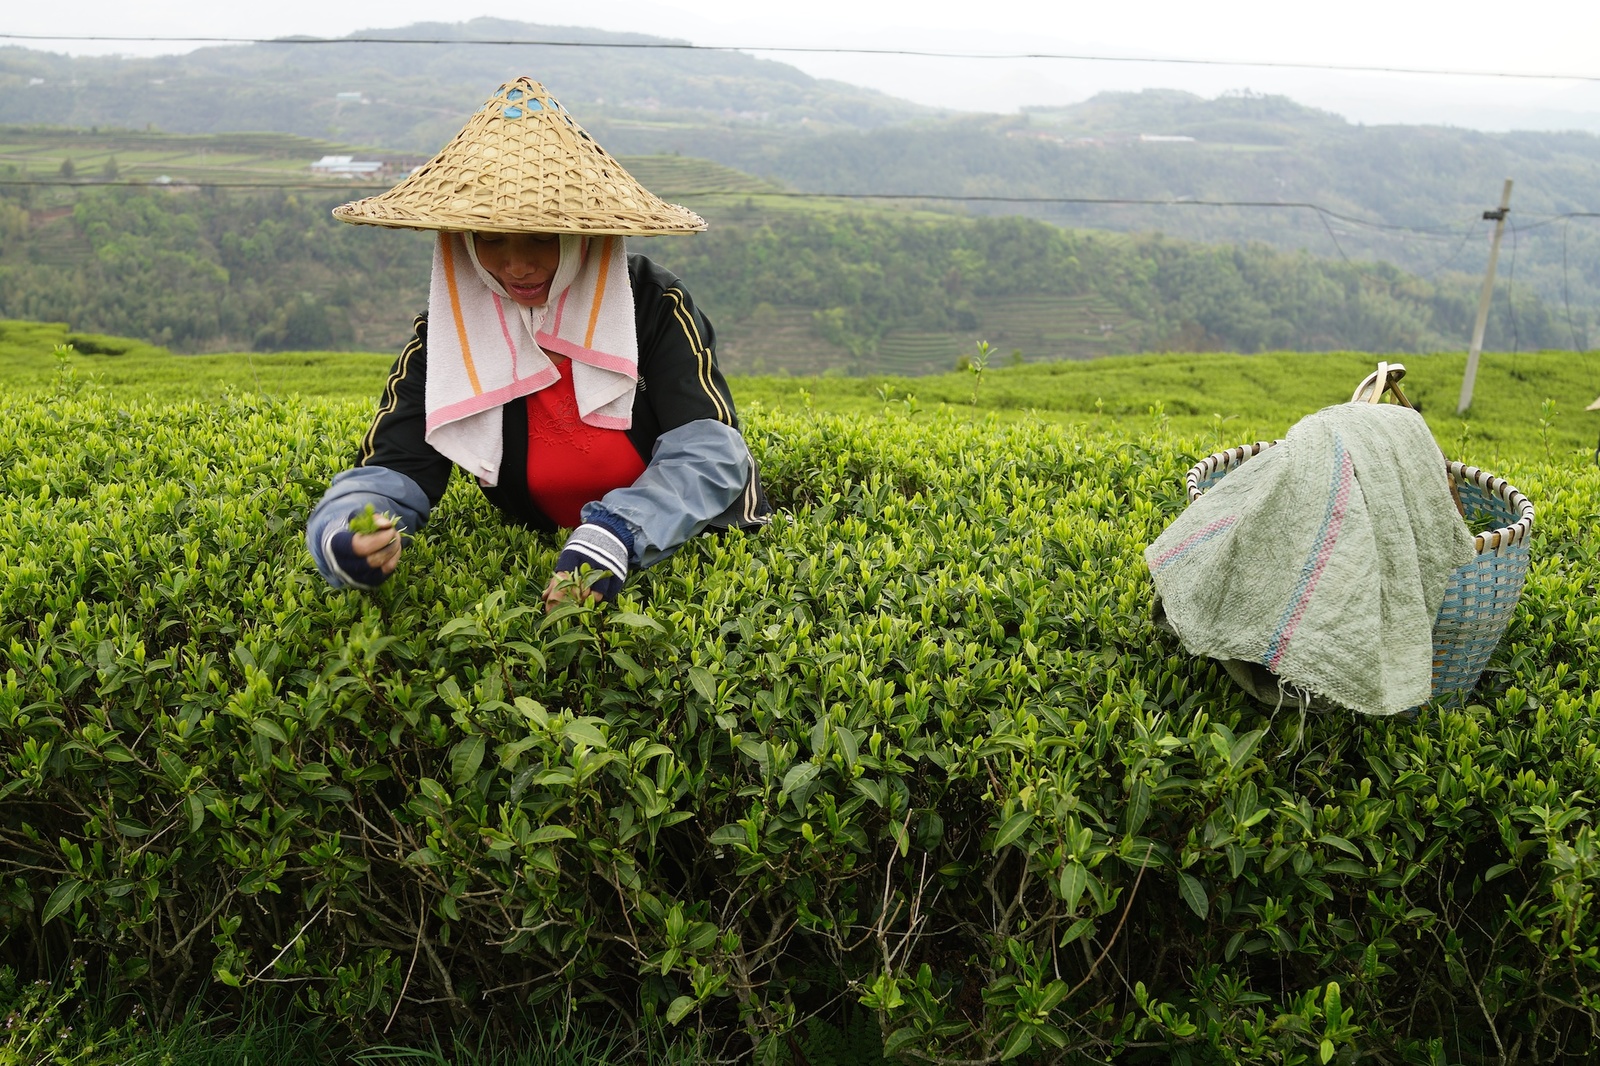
[10,318,1600,464]
[2,391,1598,1064]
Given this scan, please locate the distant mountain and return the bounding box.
[0,18,934,152]
[1023,88,1352,142]
[4,29,1599,350]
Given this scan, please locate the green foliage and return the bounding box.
[8,321,1599,460]
[731,94,1600,341]
[348,504,391,536]
[1,388,1599,1064]
[0,961,111,1064]
[736,348,1600,462]
[639,210,1581,372]
[0,319,393,400]
[0,320,169,362]
[2,167,1584,369]
[966,340,993,406]
[0,188,430,353]
[0,964,724,1066]
[352,1014,718,1066]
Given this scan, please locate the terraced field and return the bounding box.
[618,154,784,198]
[0,127,356,188]
[0,127,785,199]
[872,330,973,375]
[819,294,1147,378]
[10,209,90,266]
[979,292,1144,359]
[712,305,856,376]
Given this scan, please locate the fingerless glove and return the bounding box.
[325,527,393,590]
[555,511,635,603]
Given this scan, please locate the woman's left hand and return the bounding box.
[542,572,602,611]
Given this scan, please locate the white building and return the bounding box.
[310,155,385,178]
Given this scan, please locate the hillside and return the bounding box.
[1,170,1579,367]
[726,91,1600,336]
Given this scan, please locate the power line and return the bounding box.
[2,31,1599,84]
[1519,211,1600,231]
[1317,212,1353,264]
[23,174,1600,248]
[732,192,1479,236]
[1414,220,1482,280]
[0,177,1495,236]
[0,178,1580,238]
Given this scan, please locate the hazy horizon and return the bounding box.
[7,0,1600,134]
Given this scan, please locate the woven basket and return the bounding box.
[1183,442,1535,703]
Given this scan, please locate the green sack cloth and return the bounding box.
[1146,402,1477,715]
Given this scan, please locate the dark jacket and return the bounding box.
[360,253,767,532]
[306,254,767,587]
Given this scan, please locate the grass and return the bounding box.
[9,318,1598,465]
[0,960,683,1065]
[0,969,876,1066]
[735,348,1600,464]
[0,319,392,402]
[0,1008,704,1066]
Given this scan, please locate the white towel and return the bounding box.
[423,232,638,486]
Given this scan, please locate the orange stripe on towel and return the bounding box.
[440,236,483,395]
[583,236,614,349]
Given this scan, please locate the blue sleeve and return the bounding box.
[306,466,433,588]
[580,419,751,569]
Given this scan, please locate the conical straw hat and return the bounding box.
[333,78,705,235]
[1588,395,1600,411]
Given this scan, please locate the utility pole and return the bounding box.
[1458,179,1514,415]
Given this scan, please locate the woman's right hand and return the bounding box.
[350,514,404,576]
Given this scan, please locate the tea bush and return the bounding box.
[2,392,1598,1064]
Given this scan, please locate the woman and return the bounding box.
[305,78,767,607]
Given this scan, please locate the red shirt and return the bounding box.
[524,359,646,528]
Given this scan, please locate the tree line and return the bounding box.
[0,182,1580,362]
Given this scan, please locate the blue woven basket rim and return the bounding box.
[1183,443,1536,553]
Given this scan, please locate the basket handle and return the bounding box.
[1351,361,1463,513]
[1351,361,1415,408]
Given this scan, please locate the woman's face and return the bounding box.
[473,232,561,307]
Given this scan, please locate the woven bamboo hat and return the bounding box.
[332,78,705,235]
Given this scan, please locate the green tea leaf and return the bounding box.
[42,879,88,924]
[666,995,697,1025]
[451,735,486,785]
[992,811,1034,852]
[1000,1022,1034,1061]
[563,719,608,750]
[347,503,385,534]
[688,666,718,703]
[1178,871,1209,919]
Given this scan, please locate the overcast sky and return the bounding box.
[9,0,1600,130]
